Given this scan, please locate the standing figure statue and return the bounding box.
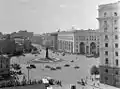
[46,47,49,59]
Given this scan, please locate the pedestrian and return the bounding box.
[97,83,100,86]
[92,78,94,81]
[59,81,62,87]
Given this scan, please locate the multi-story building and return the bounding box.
[0,55,10,77]
[11,30,33,40]
[98,1,120,87]
[58,30,74,53]
[31,34,43,45]
[57,28,100,55]
[74,29,100,55]
[0,39,16,54]
[50,32,58,50]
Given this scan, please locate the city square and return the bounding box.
[10,44,99,89]
[0,0,120,89]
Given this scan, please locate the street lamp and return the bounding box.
[26,66,31,84]
[26,61,36,84]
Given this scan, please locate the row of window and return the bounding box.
[104,12,118,17]
[105,43,118,48]
[104,35,118,40]
[76,36,99,41]
[104,20,117,25]
[104,51,118,56]
[104,27,118,32]
[58,40,73,51]
[103,20,118,32]
[105,69,119,75]
[105,58,118,66]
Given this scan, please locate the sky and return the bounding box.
[0,0,118,34]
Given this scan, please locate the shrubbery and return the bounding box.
[90,65,99,75]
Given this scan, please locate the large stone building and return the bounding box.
[74,29,100,55]
[31,34,43,45]
[58,30,74,53]
[57,28,100,55]
[98,1,120,87]
[11,30,33,40]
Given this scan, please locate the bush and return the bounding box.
[90,65,99,75]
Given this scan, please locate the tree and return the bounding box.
[90,65,99,76]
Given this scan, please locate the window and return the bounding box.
[115,35,118,39]
[115,52,118,56]
[105,51,108,55]
[115,43,118,48]
[105,35,108,40]
[104,21,107,24]
[105,77,108,81]
[104,12,107,17]
[76,49,78,53]
[116,71,118,75]
[115,27,118,30]
[105,69,108,73]
[105,43,108,47]
[116,59,118,66]
[114,12,117,16]
[114,20,117,24]
[76,38,78,41]
[76,45,78,48]
[105,58,108,64]
[104,27,108,31]
[6,64,9,68]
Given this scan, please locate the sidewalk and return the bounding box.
[86,78,119,89]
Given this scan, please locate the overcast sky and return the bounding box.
[0,0,118,34]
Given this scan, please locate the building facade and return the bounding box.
[74,29,100,55]
[98,1,120,87]
[0,39,16,54]
[31,34,43,45]
[50,32,58,50]
[57,28,100,55]
[0,55,10,76]
[58,31,74,53]
[11,30,33,40]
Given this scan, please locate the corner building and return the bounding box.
[57,28,100,55]
[98,1,120,87]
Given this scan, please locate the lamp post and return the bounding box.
[26,61,36,84]
[26,61,31,84]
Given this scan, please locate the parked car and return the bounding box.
[64,64,70,67]
[50,67,56,70]
[56,66,61,70]
[86,54,94,58]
